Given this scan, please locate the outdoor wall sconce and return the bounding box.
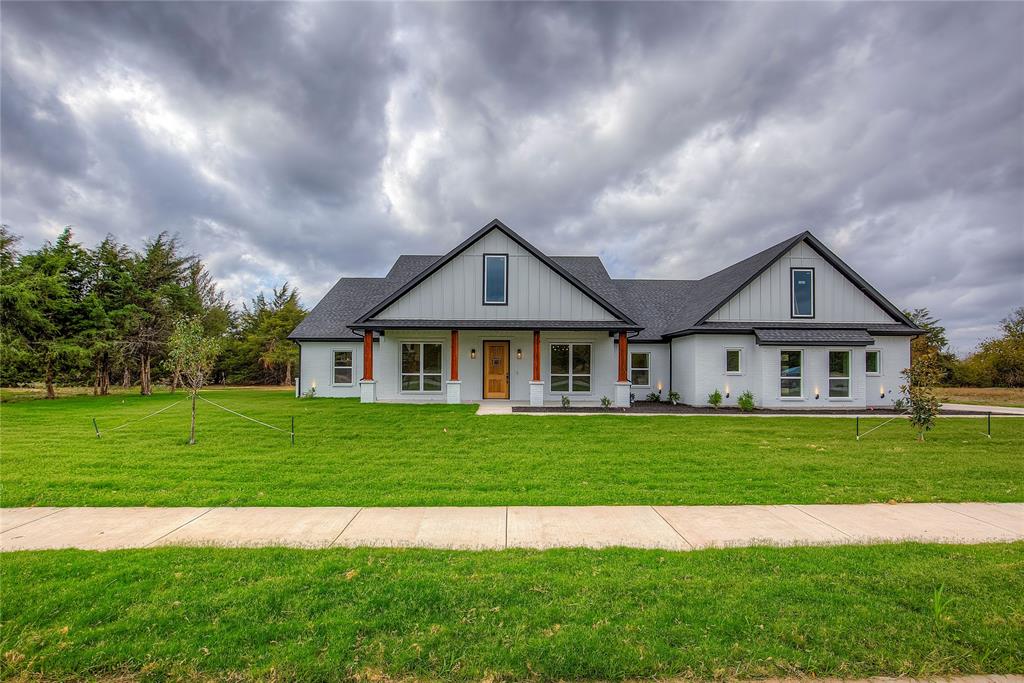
[470,349,477,359]
[516,348,523,359]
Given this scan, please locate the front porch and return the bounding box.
[356,327,636,407]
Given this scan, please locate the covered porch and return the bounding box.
[355,325,637,407]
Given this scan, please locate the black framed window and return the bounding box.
[550,343,591,393]
[791,268,814,318]
[780,350,802,397]
[401,342,443,392]
[483,254,508,305]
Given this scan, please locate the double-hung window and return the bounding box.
[829,350,851,398]
[726,348,742,374]
[483,254,508,305]
[780,350,802,398]
[333,350,353,385]
[865,349,881,375]
[401,342,443,392]
[629,352,650,386]
[791,268,814,318]
[550,343,591,393]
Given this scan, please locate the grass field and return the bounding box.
[938,386,1024,408]
[1,543,1021,681]
[1,389,1021,507]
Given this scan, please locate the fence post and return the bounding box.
[93,418,100,438]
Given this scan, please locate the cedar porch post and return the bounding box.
[450,330,460,381]
[529,329,543,407]
[614,330,630,407]
[617,331,628,382]
[362,331,374,381]
[446,329,462,404]
[359,330,376,403]
[532,330,541,382]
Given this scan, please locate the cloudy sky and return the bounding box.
[2,2,1021,352]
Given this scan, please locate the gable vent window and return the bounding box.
[791,268,814,318]
[483,254,508,305]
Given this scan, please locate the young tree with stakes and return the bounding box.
[898,353,943,441]
[167,316,221,445]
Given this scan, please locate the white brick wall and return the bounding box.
[670,334,911,409]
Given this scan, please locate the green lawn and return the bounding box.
[1,389,1021,507]
[2,543,1021,681]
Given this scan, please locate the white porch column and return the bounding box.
[614,381,631,408]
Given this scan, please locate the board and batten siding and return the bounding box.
[376,228,617,321]
[708,241,894,323]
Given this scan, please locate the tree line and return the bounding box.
[906,307,1024,387]
[0,225,306,397]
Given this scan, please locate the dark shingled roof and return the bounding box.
[753,328,876,346]
[289,229,921,341]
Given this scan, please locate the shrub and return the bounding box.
[737,390,755,412]
[600,395,612,408]
[668,391,680,405]
[707,389,722,409]
[645,391,661,402]
[560,394,571,408]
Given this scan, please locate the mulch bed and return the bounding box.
[512,402,986,415]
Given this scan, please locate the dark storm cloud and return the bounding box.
[2,1,1021,352]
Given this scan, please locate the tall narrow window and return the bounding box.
[629,352,650,386]
[865,350,880,375]
[483,254,507,305]
[829,350,851,398]
[791,268,814,318]
[333,350,353,385]
[401,342,443,392]
[780,350,802,398]
[726,349,742,374]
[550,343,591,393]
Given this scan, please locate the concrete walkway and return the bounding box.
[1,503,1020,552]
[476,402,1024,416]
[941,402,1024,415]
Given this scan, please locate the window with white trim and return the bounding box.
[333,350,353,385]
[791,268,814,318]
[629,352,650,386]
[550,343,591,393]
[865,349,881,375]
[401,342,443,392]
[780,350,802,398]
[829,350,851,398]
[483,254,508,305]
[726,348,742,374]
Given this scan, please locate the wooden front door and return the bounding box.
[483,341,510,399]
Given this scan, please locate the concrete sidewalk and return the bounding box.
[1,503,1020,552]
